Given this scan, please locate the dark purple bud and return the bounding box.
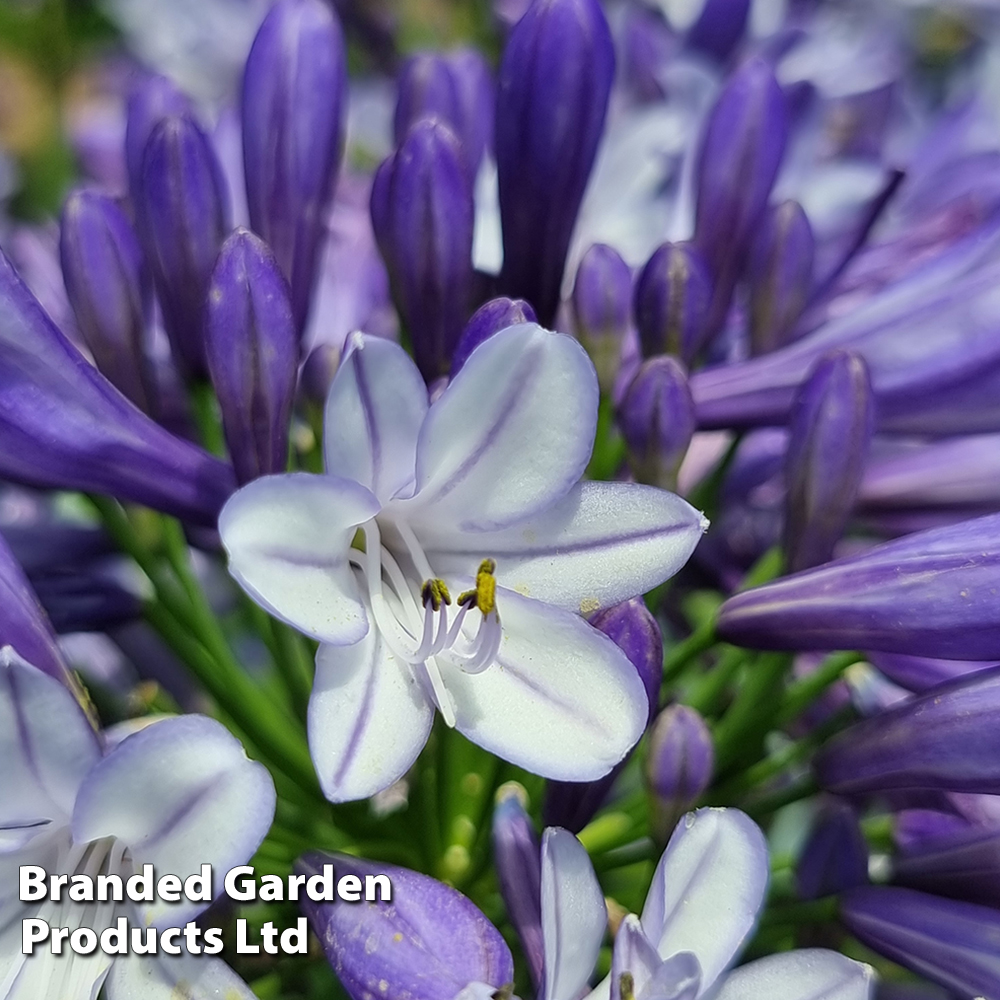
[571,244,632,393]
[0,249,234,524]
[491,785,544,990]
[783,351,874,572]
[544,598,663,832]
[693,57,788,337]
[716,511,1000,659]
[242,0,347,334]
[134,115,230,378]
[59,190,155,413]
[124,73,194,204]
[395,50,494,179]
[297,851,514,1000]
[841,886,1000,999]
[496,0,615,326]
[621,3,675,104]
[299,342,341,406]
[618,357,696,492]
[645,703,714,842]
[205,230,297,484]
[34,571,141,634]
[452,296,536,375]
[867,652,997,694]
[371,119,475,382]
[686,0,751,64]
[634,242,712,363]
[894,824,1000,907]
[796,801,868,900]
[748,200,814,356]
[815,666,1000,796]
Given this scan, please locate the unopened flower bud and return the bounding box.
[686,0,751,64]
[572,243,632,394]
[645,703,714,843]
[371,118,475,382]
[618,357,696,491]
[452,296,536,374]
[796,801,868,900]
[784,350,874,572]
[124,73,194,204]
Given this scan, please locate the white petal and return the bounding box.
[443,590,647,780]
[541,828,607,1000]
[219,473,380,644]
[400,324,598,531]
[640,809,769,997]
[612,917,702,1000]
[309,632,434,802]
[71,714,276,928]
[324,333,428,504]
[422,482,708,612]
[710,951,874,1000]
[0,647,100,832]
[107,952,260,1000]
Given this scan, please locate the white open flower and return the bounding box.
[220,323,707,801]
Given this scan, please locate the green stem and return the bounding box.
[759,896,838,928]
[776,651,862,727]
[746,774,820,818]
[661,617,716,687]
[268,618,314,720]
[189,381,227,458]
[591,837,656,873]
[685,644,748,717]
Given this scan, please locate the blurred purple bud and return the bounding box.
[134,114,231,378]
[717,512,1000,659]
[867,652,996,694]
[371,118,475,381]
[618,357,696,492]
[491,785,544,989]
[894,823,1000,907]
[796,801,868,900]
[634,242,712,363]
[815,666,1000,796]
[395,50,494,179]
[686,0,751,64]
[124,74,194,204]
[496,0,615,325]
[0,249,234,524]
[452,296,536,374]
[783,351,874,572]
[621,3,675,104]
[59,190,155,413]
[242,0,347,334]
[572,243,632,393]
[35,571,142,634]
[297,851,514,1000]
[841,886,1000,999]
[645,703,714,842]
[205,230,298,484]
[748,200,814,356]
[544,598,663,832]
[693,57,788,337]
[299,342,341,406]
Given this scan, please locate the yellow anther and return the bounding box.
[474,558,497,616]
[420,578,451,611]
[619,973,636,1000]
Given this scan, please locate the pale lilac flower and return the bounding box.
[219,323,707,801]
[0,648,275,999]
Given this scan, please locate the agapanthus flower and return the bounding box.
[0,647,275,999]
[219,323,706,801]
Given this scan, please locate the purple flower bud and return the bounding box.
[894,823,1000,907]
[867,652,996,694]
[59,190,155,413]
[621,3,675,104]
[716,512,1000,659]
[0,249,233,524]
[544,598,663,831]
[686,0,751,64]
[783,351,874,573]
[748,200,814,356]
[35,571,141,633]
[815,666,1000,796]
[571,244,632,393]
[645,703,714,842]
[299,342,341,406]
[840,886,1000,999]
[205,230,298,484]
[297,851,514,1000]
[395,50,494,179]
[242,0,347,334]
[618,357,696,492]
[124,73,194,204]
[693,57,789,338]
[633,242,712,363]
[491,785,544,989]
[371,118,475,382]
[796,801,869,901]
[452,296,536,375]
[134,114,231,378]
[496,0,615,326]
